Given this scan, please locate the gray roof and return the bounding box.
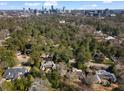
[96,70,117,82]
[3,67,28,80]
[41,61,56,68]
[42,57,53,62]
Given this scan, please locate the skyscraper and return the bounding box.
[42,6,44,11]
[63,6,65,13]
[23,8,26,13]
[51,5,54,11]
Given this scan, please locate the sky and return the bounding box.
[0,1,124,10]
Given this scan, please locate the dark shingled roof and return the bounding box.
[3,67,28,80]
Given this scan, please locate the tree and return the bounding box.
[13,77,32,91]
[2,81,15,91]
[46,70,61,89]
[0,47,17,68]
[77,62,87,71]
[30,66,41,78]
[53,45,73,64]
[0,68,4,77]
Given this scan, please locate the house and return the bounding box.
[93,31,107,42]
[110,14,116,17]
[94,30,103,36]
[41,61,56,71]
[40,53,52,59]
[40,54,56,71]
[3,66,29,80]
[72,67,82,73]
[69,59,76,64]
[105,36,115,40]
[42,56,53,62]
[96,70,117,83]
[93,52,105,63]
[59,20,65,24]
[82,70,117,85]
[52,44,60,48]
[40,55,56,71]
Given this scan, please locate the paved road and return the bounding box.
[0,78,6,85]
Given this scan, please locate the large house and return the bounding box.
[80,69,117,86]
[3,66,30,80]
[93,52,105,63]
[41,61,56,71]
[96,70,117,83]
[40,56,56,71]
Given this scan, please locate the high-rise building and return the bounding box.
[28,8,32,13]
[62,6,65,13]
[51,5,54,11]
[42,6,44,11]
[23,8,26,13]
[104,8,110,17]
[34,9,37,14]
[34,9,40,16]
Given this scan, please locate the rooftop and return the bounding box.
[3,66,29,80]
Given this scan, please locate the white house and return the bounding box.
[105,36,115,40]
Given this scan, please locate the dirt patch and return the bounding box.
[16,54,30,63]
[91,83,118,91]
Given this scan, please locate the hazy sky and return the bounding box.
[0,1,124,10]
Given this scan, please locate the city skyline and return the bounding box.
[0,1,124,10]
